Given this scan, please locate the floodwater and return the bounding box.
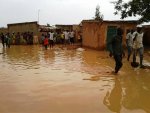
[0,44,150,113]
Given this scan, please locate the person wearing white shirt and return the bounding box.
[126,29,134,61]
[49,31,54,48]
[63,30,69,45]
[132,27,144,68]
[69,31,75,45]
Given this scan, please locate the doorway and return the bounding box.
[106,26,117,51]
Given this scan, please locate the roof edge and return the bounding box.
[82,19,138,24]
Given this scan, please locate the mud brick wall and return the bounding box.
[82,20,137,50]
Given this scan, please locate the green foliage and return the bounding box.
[95,5,104,21]
[112,0,150,23]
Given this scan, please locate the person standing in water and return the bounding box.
[44,35,49,50]
[49,30,54,49]
[126,29,134,61]
[132,27,144,68]
[5,33,11,48]
[109,28,125,74]
[0,33,5,47]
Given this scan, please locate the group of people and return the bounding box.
[42,30,75,50]
[0,30,77,50]
[0,33,11,48]
[1,27,144,74]
[42,31,55,50]
[108,27,144,74]
[126,27,144,68]
[0,32,34,47]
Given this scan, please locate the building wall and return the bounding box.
[8,22,39,35]
[0,28,8,34]
[104,22,137,47]
[55,25,73,31]
[143,27,150,46]
[82,21,137,50]
[82,22,103,50]
[73,25,82,42]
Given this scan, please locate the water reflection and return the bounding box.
[0,45,114,76]
[3,45,41,70]
[103,74,150,113]
[103,77,122,113]
[42,49,55,65]
[0,44,150,113]
[122,75,150,113]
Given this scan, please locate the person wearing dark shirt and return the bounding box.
[109,28,125,74]
[1,33,5,47]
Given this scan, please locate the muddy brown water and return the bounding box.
[0,45,150,113]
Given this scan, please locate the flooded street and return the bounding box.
[0,44,150,113]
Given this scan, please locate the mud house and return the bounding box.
[0,21,39,35]
[82,20,138,50]
[55,24,73,31]
[0,21,40,44]
[55,24,82,42]
[72,24,82,42]
[143,25,150,46]
[7,21,39,35]
[0,27,8,35]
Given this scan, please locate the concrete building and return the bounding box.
[82,20,138,50]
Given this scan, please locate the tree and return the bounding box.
[47,23,50,27]
[95,5,104,21]
[112,0,150,23]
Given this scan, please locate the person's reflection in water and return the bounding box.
[103,77,122,113]
[122,75,150,113]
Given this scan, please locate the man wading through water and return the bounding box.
[109,28,125,74]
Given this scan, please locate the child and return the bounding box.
[44,35,49,50]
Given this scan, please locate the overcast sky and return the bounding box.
[0,0,138,27]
